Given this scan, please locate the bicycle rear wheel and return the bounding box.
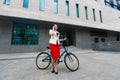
[36,52,51,70]
[64,53,79,71]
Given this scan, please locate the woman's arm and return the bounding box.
[59,37,67,41]
[49,29,54,36]
[59,39,64,41]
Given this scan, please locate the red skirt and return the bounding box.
[50,43,60,60]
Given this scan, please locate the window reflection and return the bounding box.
[12,23,39,45]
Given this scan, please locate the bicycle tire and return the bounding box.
[36,52,51,70]
[64,53,79,71]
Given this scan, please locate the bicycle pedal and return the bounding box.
[60,60,63,62]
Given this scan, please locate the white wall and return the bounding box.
[0,20,13,52]
[0,0,120,32]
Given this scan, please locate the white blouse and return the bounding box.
[49,29,60,45]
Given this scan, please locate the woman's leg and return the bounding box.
[51,59,55,72]
[54,59,58,74]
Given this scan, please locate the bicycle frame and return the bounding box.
[42,46,73,63]
[36,45,79,71]
[58,46,73,63]
[59,46,68,58]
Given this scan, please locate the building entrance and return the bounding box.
[59,28,75,46]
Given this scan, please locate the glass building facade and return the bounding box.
[12,23,39,45]
[105,0,120,10]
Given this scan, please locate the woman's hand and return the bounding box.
[63,37,67,41]
[49,29,54,36]
[59,37,67,42]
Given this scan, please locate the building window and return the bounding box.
[12,23,39,45]
[101,38,105,42]
[4,0,10,5]
[116,33,120,41]
[39,0,45,11]
[23,0,29,8]
[92,9,96,21]
[54,0,58,14]
[76,4,79,18]
[99,10,103,23]
[105,0,114,8]
[105,0,120,10]
[85,6,88,20]
[116,0,120,10]
[94,37,99,43]
[66,1,69,16]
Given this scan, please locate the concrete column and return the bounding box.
[106,32,117,42]
[0,20,13,53]
[119,33,120,41]
[38,26,50,50]
[75,29,92,49]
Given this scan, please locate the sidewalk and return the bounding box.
[0,46,100,60]
[0,46,120,80]
[0,52,38,60]
[0,49,120,80]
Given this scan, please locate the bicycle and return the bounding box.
[36,45,79,71]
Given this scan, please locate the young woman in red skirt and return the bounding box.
[49,24,66,74]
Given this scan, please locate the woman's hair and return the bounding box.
[54,24,57,26]
[49,24,58,29]
[49,26,52,29]
[53,24,58,29]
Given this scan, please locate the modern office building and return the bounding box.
[0,0,120,53]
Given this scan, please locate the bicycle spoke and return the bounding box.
[36,52,51,69]
[64,53,79,71]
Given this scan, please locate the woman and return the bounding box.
[49,24,66,74]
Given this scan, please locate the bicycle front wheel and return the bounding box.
[36,52,51,70]
[64,53,79,71]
